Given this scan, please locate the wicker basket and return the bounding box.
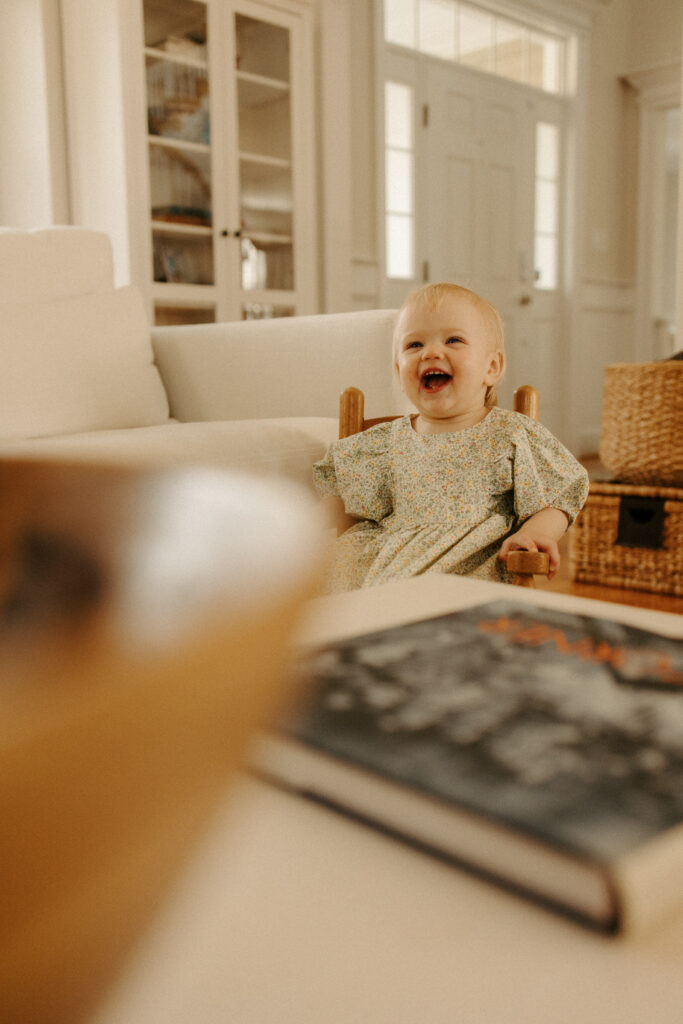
[599,361,683,486]
[571,481,683,596]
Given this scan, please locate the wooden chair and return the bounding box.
[338,384,549,587]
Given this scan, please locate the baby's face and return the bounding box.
[394,295,503,432]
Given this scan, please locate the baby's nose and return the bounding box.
[421,339,442,356]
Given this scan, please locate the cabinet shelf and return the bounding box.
[239,151,291,170]
[152,219,213,237]
[236,69,289,107]
[244,232,293,245]
[152,281,217,306]
[242,288,296,305]
[242,200,293,214]
[144,45,208,70]
[149,134,210,155]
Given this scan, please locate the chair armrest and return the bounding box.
[507,550,551,587]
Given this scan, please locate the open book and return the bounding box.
[255,599,683,935]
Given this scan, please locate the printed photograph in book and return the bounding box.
[289,601,683,864]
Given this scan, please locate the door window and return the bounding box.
[534,121,560,290]
[385,81,415,280]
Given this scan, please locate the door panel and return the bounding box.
[421,60,566,437]
[488,162,515,284]
[445,156,476,280]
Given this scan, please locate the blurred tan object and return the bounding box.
[0,459,323,1024]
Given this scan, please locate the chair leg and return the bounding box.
[339,387,365,439]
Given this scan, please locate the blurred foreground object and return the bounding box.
[0,459,323,1024]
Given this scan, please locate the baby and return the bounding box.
[314,282,589,593]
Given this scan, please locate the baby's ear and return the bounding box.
[486,349,504,383]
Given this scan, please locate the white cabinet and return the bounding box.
[62,0,317,324]
[143,0,317,324]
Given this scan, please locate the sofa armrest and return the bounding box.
[151,310,411,423]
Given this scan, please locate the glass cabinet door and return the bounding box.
[233,12,295,319]
[143,0,217,324]
[140,0,311,324]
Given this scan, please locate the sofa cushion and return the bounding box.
[0,418,339,497]
[0,285,170,441]
[152,309,413,422]
[0,226,115,303]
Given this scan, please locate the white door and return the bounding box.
[380,47,568,438]
[422,61,566,436]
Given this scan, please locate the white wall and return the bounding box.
[0,0,70,226]
[349,0,379,309]
[572,0,637,453]
[315,0,353,311]
[626,0,683,69]
[582,0,638,285]
[678,23,683,346]
[574,0,682,451]
[60,0,150,289]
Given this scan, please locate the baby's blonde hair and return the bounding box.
[393,282,506,408]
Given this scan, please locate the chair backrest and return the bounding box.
[339,384,539,439]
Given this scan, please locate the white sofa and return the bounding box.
[0,227,409,501]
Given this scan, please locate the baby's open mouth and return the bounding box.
[420,370,452,392]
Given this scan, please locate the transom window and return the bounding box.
[384,0,565,95]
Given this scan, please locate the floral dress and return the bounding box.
[313,407,589,594]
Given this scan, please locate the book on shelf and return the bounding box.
[254,598,683,935]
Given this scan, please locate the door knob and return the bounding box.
[519,294,532,306]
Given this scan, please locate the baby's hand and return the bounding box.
[498,529,561,580]
[499,507,569,581]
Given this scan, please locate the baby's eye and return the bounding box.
[446,336,464,345]
[406,340,423,349]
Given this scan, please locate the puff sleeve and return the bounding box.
[511,415,589,527]
[312,422,394,522]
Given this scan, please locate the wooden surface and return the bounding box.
[91,575,683,1024]
[0,459,321,1024]
[339,385,365,438]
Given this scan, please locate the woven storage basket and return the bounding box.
[599,361,683,486]
[571,481,683,596]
